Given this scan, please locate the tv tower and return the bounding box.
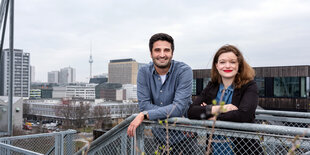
[89,42,93,79]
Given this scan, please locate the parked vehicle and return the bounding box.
[25,122,33,126]
[23,124,32,130]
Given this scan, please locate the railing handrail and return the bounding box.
[0,142,43,155]
[0,129,76,141]
[165,117,310,137]
[255,109,310,118]
[76,114,137,155]
[255,115,310,124]
[77,112,310,154]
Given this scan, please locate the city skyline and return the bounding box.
[2,0,310,82]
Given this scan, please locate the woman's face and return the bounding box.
[216,52,239,80]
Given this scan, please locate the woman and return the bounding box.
[188,44,257,122]
[188,44,262,154]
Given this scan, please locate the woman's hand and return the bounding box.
[211,104,238,114]
[223,104,238,112]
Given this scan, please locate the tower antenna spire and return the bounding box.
[89,41,93,79]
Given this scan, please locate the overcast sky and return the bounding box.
[3,0,310,82]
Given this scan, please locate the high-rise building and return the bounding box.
[0,49,30,97]
[59,67,76,84]
[108,58,145,85]
[30,66,35,83]
[48,71,59,83]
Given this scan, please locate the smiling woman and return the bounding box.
[188,44,256,122]
[187,44,262,154]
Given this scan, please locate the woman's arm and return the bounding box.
[188,82,239,120]
[187,86,213,119]
[217,81,258,122]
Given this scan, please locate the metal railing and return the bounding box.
[0,130,77,155]
[0,109,309,154]
[80,110,310,155]
[255,109,310,128]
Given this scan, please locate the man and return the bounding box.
[127,33,193,154]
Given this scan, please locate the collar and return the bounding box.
[152,60,174,75]
[219,83,234,92]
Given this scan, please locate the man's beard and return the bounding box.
[153,57,171,69]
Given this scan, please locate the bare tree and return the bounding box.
[56,102,74,129]
[93,105,111,130]
[75,102,91,129]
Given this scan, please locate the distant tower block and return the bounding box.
[89,43,94,79]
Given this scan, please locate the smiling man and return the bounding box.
[127,33,193,154]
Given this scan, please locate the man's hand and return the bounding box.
[127,112,144,137]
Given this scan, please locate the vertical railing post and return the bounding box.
[130,136,134,155]
[66,132,75,155]
[55,132,64,155]
[121,131,127,155]
[136,124,145,155]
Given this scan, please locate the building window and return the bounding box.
[203,78,211,88]
[192,79,196,95]
[255,77,265,97]
[273,77,306,98]
[301,77,307,97]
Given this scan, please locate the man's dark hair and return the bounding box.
[149,33,174,52]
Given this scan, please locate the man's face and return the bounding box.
[150,40,173,69]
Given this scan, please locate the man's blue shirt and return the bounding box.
[137,60,192,144]
[137,60,193,120]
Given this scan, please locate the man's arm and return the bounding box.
[147,66,193,120]
[127,66,158,137]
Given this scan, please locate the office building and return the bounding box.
[29,89,41,99]
[89,74,108,84]
[30,66,35,83]
[65,84,96,100]
[0,49,30,97]
[48,71,59,83]
[96,83,124,101]
[122,84,137,101]
[59,67,76,84]
[52,86,66,99]
[108,58,145,85]
[23,99,138,125]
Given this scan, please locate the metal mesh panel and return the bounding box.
[11,136,55,154]
[141,123,310,155]
[0,149,31,155]
[0,130,77,155]
[90,131,131,155]
[87,121,310,155]
[255,119,310,128]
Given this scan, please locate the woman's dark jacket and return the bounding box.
[188,80,258,123]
